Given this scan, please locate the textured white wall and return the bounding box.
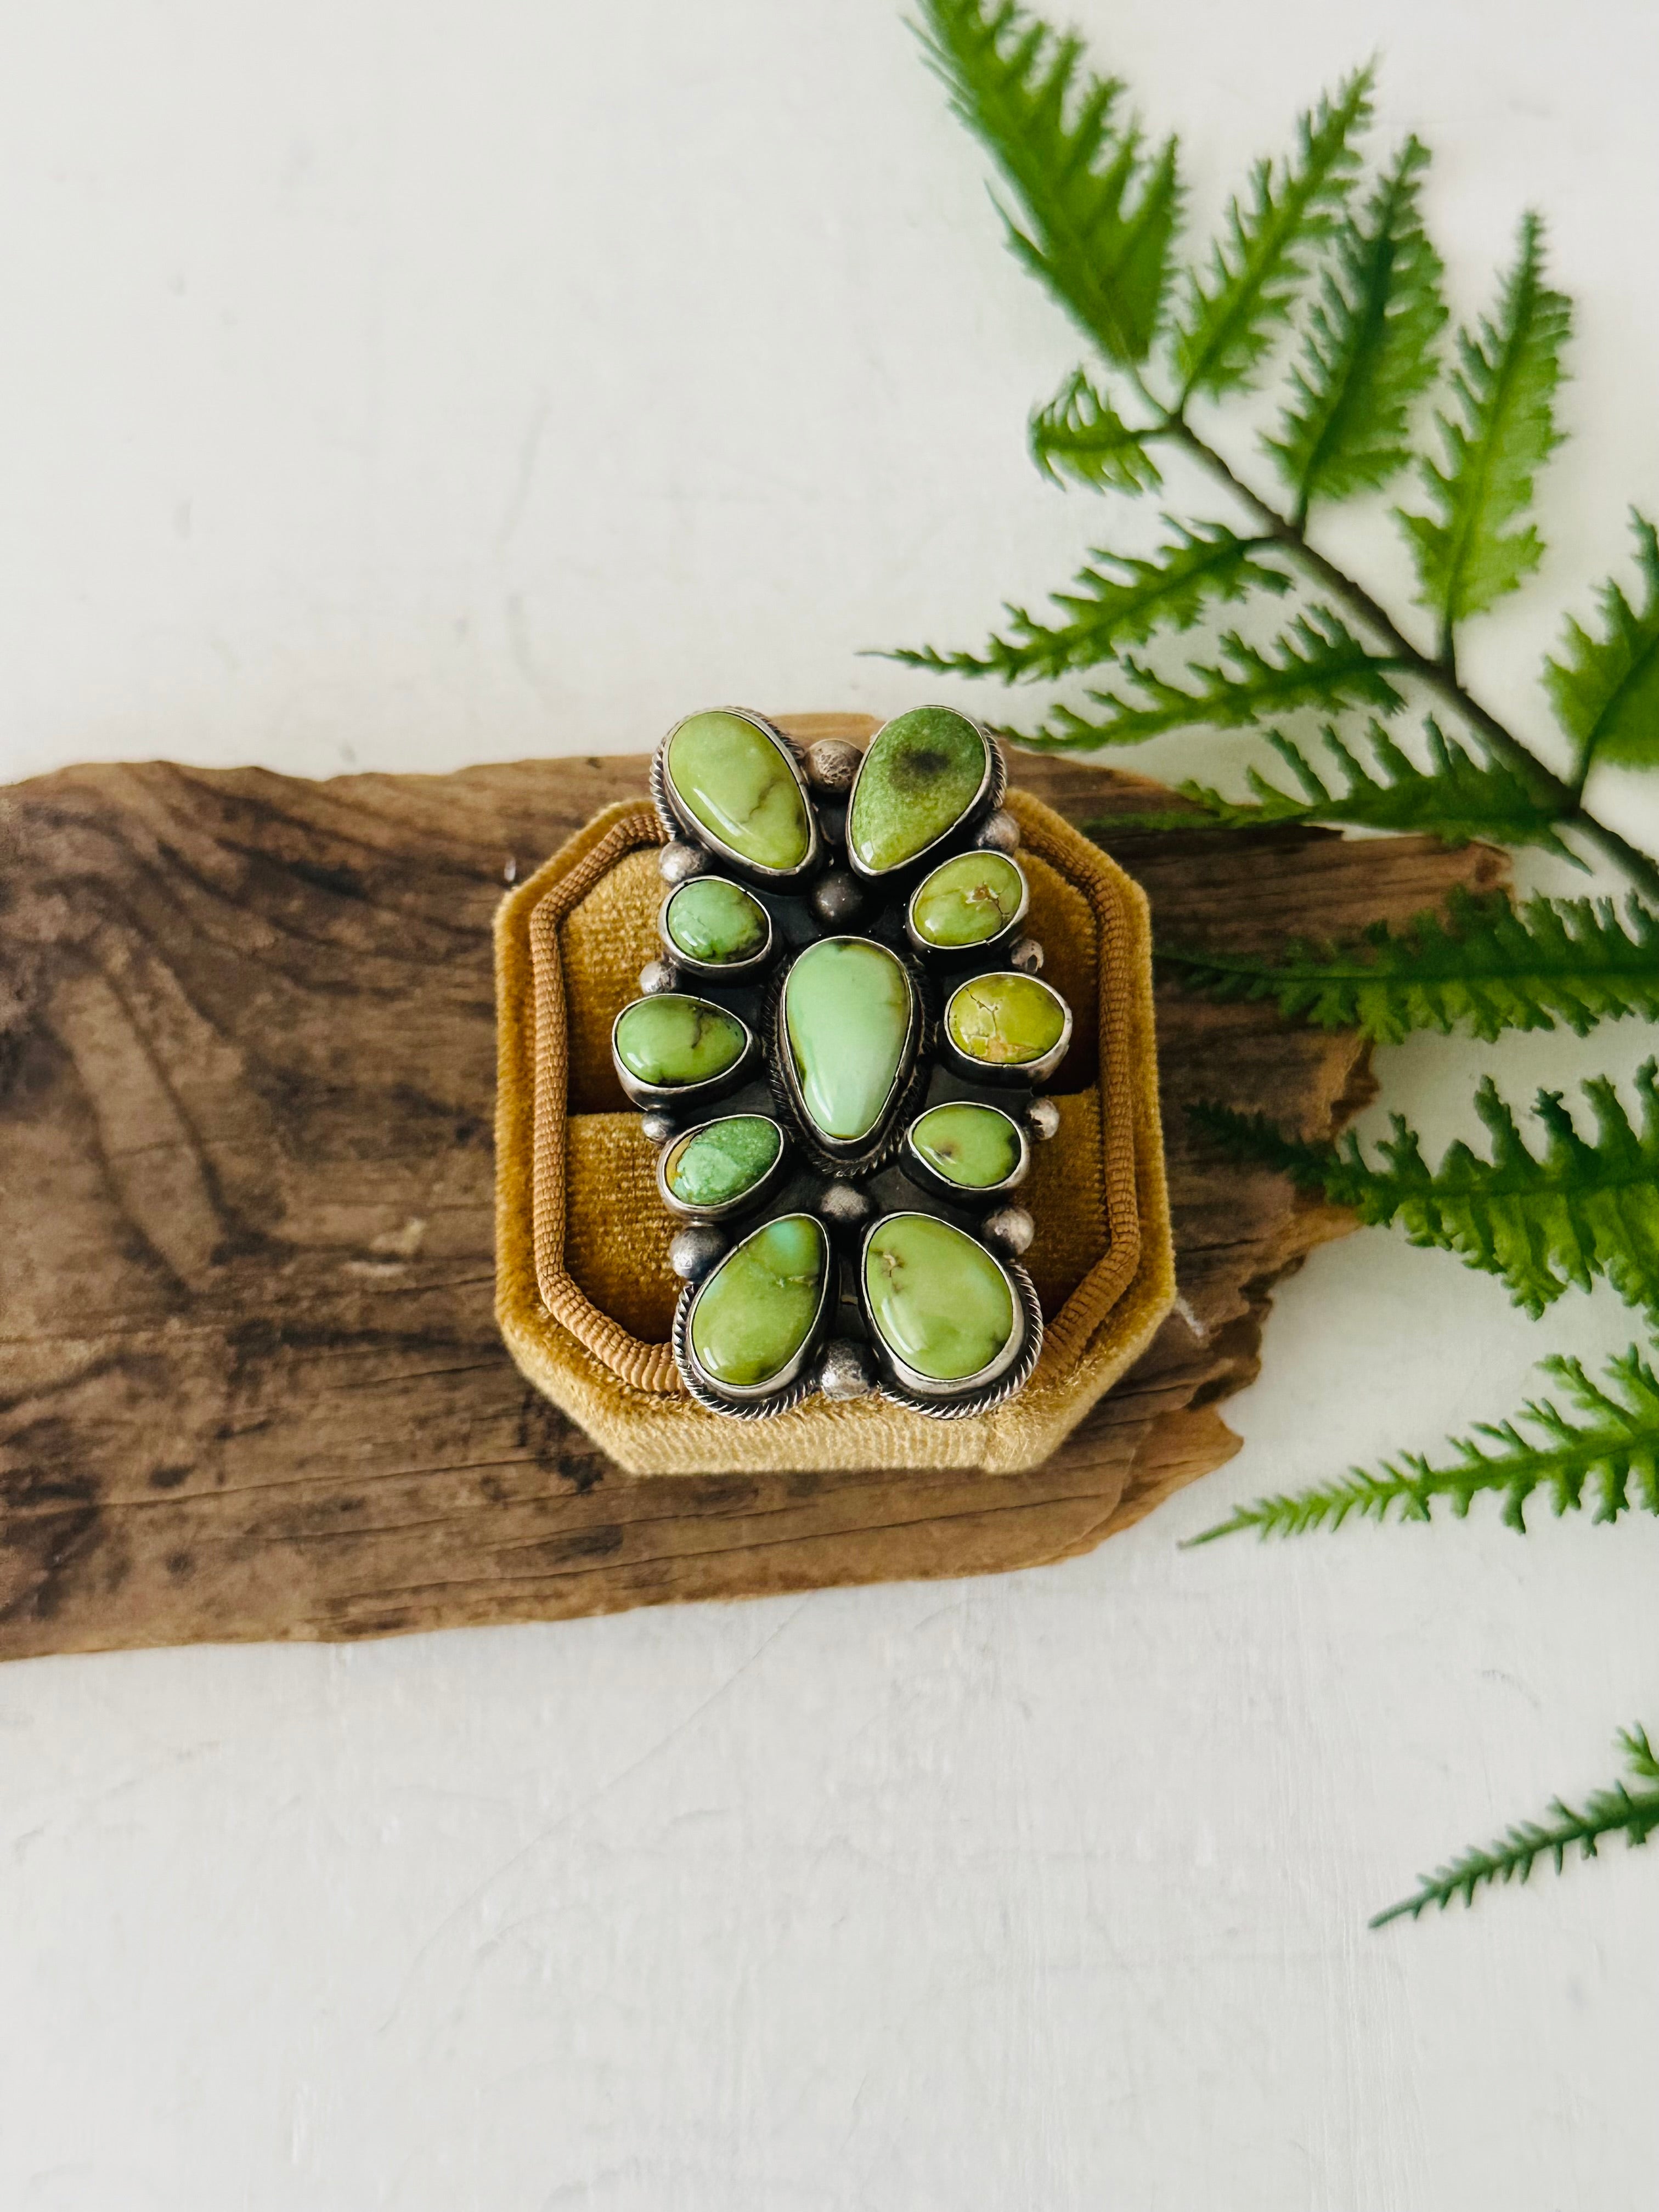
[2,2,1658,2206]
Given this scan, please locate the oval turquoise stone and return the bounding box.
[665,876,769,964]
[848,707,989,874]
[666,711,810,872]
[910,850,1025,948]
[908,1103,1020,1190]
[664,1116,782,1209]
[614,995,747,1087]
[865,1214,1015,1383]
[945,972,1068,1069]
[690,1214,827,1389]
[784,938,913,1145]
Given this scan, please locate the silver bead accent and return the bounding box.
[817,1180,874,1230]
[811,870,866,929]
[981,1205,1035,1258]
[1025,1097,1061,1143]
[1009,935,1044,974]
[817,1337,876,1401]
[658,841,708,885]
[977,809,1022,855]
[640,1111,679,1146]
[637,958,678,995]
[804,738,862,793]
[669,1226,727,1283]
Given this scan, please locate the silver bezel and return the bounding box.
[844,708,1007,883]
[610,994,759,1113]
[900,1103,1031,1204]
[674,1211,834,1413]
[771,935,924,1174]
[939,972,1075,1090]
[656,1113,791,1224]
[657,877,776,985]
[903,851,1030,963]
[856,1210,1042,1414]
[651,707,822,888]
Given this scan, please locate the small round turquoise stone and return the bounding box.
[664,1116,782,1209]
[666,711,811,872]
[848,708,989,874]
[945,972,1068,1069]
[783,938,913,1145]
[614,995,747,1087]
[690,1214,827,1389]
[665,876,769,964]
[908,1103,1021,1190]
[865,1214,1015,1383]
[910,850,1025,948]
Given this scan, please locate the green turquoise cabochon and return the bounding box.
[945,971,1068,1069]
[909,849,1025,948]
[864,1213,1016,1384]
[664,876,769,964]
[783,937,914,1146]
[664,710,811,873]
[907,1102,1022,1190]
[614,994,748,1088]
[689,1214,828,1390]
[663,1116,782,1209]
[847,707,989,875]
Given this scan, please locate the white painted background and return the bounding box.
[2,0,1657,2203]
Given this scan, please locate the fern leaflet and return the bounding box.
[1189,1344,1659,1542]
[1193,1060,1659,1319]
[1372,1728,1659,1927]
[1267,137,1447,516]
[888,521,1288,682]
[1159,887,1659,1043]
[1029,369,1164,492]
[915,0,1181,365]
[1397,212,1570,642]
[1545,511,1659,777]
[1018,606,1403,747]
[1176,66,1374,402]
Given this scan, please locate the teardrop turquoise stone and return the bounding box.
[908,1103,1021,1190]
[864,1214,1015,1383]
[848,708,988,874]
[614,995,747,1087]
[664,1116,782,1209]
[783,938,913,1145]
[690,1214,827,1388]
[665,712,810,872]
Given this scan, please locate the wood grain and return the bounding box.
[0,745,1506,1657]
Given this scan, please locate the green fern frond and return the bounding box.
[1018,606,1403,747]
[1159,887,1659,1043]
[888,521,1289,682]
[1372,1728,1659,1927]
[1545,511,1659,777]
[1092,720,1579,856]
[915,0,1182,365]
[1029,368,1164,492]
[1193,1062,1659,1318]
[1397,212,1570,642]
[1189,1344,1659,1542]
[1267,137,1447,516]
[1176,65,1374,403]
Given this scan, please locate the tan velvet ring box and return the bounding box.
[494,715,1175,1476]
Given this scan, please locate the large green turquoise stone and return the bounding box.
[614,995,747,1087]
[783,938,913,1144]
[907,1102,1021,1190]
[910,850,1025,948]
[665,711,810,872]
[664,1116,782,1209]
[864,1214,1015,1383]
[946,972,1068,1068]
[848,707,988,874]
[690,1214,827,1389]
[665,876,769,964]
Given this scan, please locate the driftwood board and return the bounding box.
[0,745,1504,1658]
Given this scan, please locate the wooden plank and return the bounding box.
[0,742,1504,1656]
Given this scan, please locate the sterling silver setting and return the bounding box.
[652,707,822,889]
